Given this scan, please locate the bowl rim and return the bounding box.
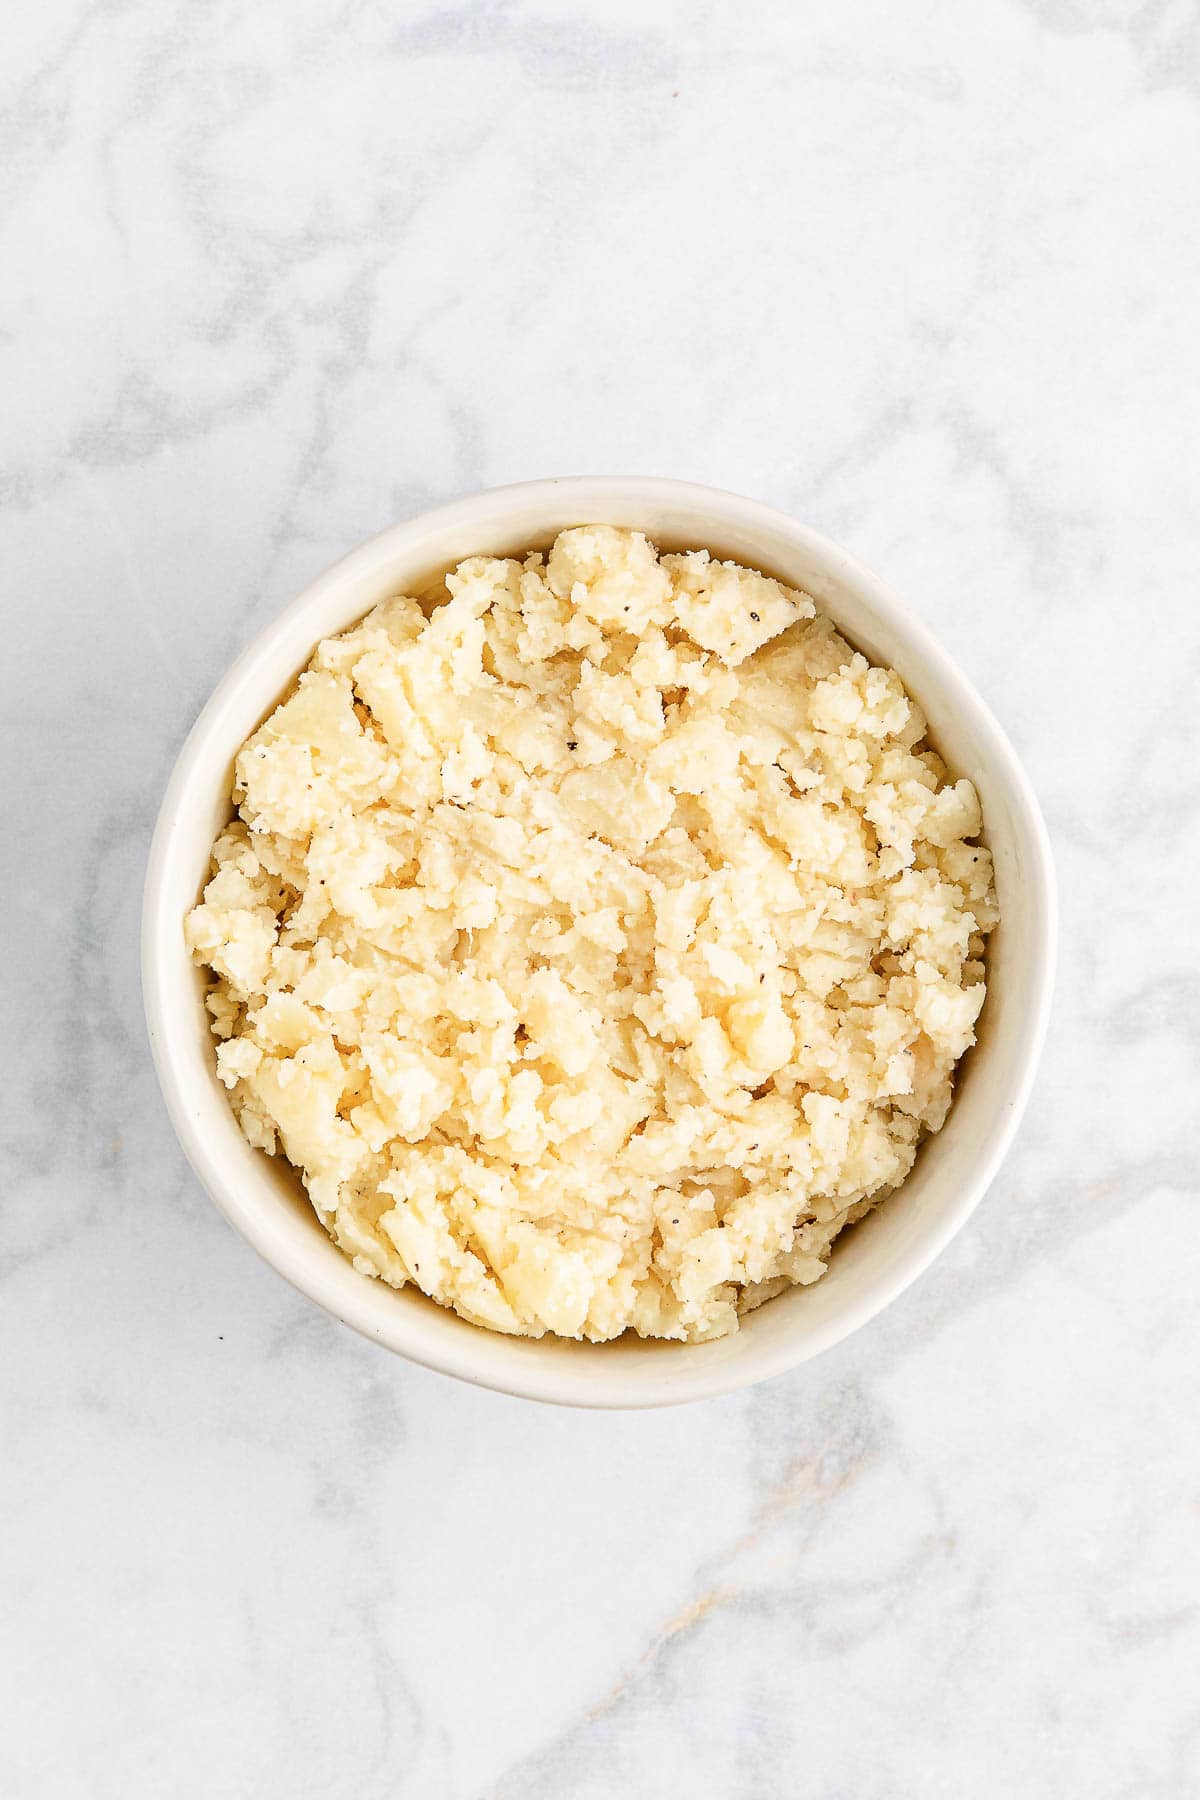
[142,476,1056,1407]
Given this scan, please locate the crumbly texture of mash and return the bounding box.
[186,527,997,1342]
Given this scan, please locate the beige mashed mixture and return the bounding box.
[186,527,997,1342]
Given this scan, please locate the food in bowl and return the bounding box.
[185,526,997,1342]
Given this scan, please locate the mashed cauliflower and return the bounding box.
[186,527,997,1342]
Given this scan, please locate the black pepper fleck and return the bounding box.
[567,740,577,750]
[749,612,760,622]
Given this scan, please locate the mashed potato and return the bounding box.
[186,527,997,1342]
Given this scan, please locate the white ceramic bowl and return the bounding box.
[143,477,1055,1407]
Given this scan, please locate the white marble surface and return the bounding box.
[3,0,1199,1793]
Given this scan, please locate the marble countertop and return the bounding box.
[4,1,1198,1794]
